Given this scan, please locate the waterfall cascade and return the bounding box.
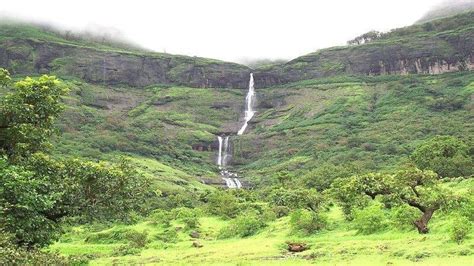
[217,73,255,189]
[237,73,256,135]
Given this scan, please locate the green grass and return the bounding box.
[48,201,473,265]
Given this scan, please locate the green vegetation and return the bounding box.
[0,9,473,265]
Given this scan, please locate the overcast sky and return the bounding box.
[0,0,445,63]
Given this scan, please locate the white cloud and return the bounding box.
[0,0,444,62]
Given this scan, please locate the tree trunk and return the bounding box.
[414,208,435,234]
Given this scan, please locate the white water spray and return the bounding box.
[217,136,230,167]
[216,73,255,189]
[237,73,256,135]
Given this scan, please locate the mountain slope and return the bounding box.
[0,22,251,89]
[254,12,474,87]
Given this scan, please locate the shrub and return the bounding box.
[112,244,142,256]
[451,216,471,244]
[241,202,276,222]
[84,228,131,244]
[0,231,69,265]
[149,210,172,227]
[171,207,200,230]
[125,230,149,248]
[273,206,291,218]
[353,203,387,234]
[218,211,267,239]
[205,191,240,219]
[411,136,472,178]
[154,228,178,243]
[268,188,323,212]
[289,209,327,235]
[391,205,420,231]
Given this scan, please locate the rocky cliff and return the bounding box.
[0,27,251,89]
[254,12,474,87]
[0,12,473,89]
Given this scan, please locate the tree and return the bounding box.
[0,70,69,161]
[0,154,151,247]
[332,168,449,234]
[411,136,473,178]
[268,188,323,212]
[0,69,151,248]
[0,157,63,247]
[347,30,382,45]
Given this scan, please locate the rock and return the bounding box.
[287,242,308,253]
[189,231,200,239]
[0,36,252,89]
[192,241,203,248]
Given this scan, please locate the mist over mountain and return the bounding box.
[417,0,474,23]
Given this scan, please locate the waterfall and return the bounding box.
[217,136,230,167]
[237,73,256,135]
[216,73,255,189]
[217,136,223,166]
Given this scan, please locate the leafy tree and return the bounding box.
[218,211,267,238]
[303,163,361,191]
[347,30,382,45]
[268,188,323,212]
[0,70,69,161]
[332,168,449,233]
[205,190,240,219]
[411,136,473,177]
[26,153,151,222]
[289,209,327,235]
[0,154,151,247]
[0,158,63,247]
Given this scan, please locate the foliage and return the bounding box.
[148,210,172,227]
[332,168,449,233]
[27,153,151,221]
[218,211,267,239]
[450,215,471,244]
[0,157,63,247]
[352,203,387,234]
[411,136,473,178]
[268,188,323,212]
[171,207,200,230]
[289,209,327,235]
[205,190,240,219]
[0,71,69,161]
[347,30,382,45]
[0,230,69,265]
[390,205,420,231]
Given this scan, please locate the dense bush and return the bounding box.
[218,211,267,239]
[0,231,69,265]
[268,188,323,212]
[240,202,276,222]
[148,210,172,227]
[205,191,240,219]
[450,216,471,244]
[154,228,178,243]
[352,203,387,234]
[411,136,472,178]
[390,205,420,231]
[289,209,327,235]
[171,207,200,230]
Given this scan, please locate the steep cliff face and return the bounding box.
[0,32,251,89]
[254,12,474,87]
